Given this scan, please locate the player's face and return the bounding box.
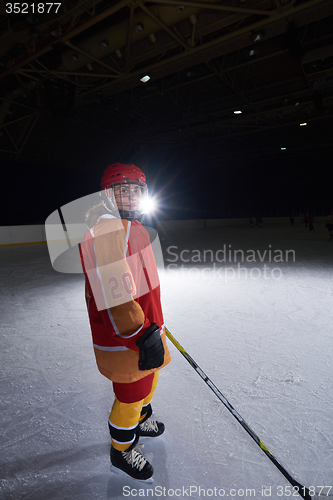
[113,183,143,211]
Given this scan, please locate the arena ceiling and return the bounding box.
[0,0,333,170]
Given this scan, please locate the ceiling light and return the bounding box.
[252,30,265,42]
[177,5,185,13]
[140,75,151,83]
[281,147,287,150]
[247,48,259,57]
[100,40,108,50]
[234,110,242,114]
[299,122,307,126]
[115,49,123,58]
[135,23,144,34]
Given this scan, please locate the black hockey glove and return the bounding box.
[136,323,165,371]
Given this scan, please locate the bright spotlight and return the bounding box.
[140,196,156,214]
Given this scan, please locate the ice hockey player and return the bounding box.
[79,162,171,482]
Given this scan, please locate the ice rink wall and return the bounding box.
[0,216,327,246]
[0,225,47,246]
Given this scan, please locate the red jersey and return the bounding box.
[80,214,171,383]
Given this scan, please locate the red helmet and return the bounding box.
[101,162,148,220]
[101,162,147,190]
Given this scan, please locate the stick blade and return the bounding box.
[290,481,333,500]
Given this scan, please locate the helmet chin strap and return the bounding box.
[118,209,141,221]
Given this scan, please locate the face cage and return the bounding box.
[104,181,148,221]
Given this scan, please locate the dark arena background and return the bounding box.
[0,0,333,223]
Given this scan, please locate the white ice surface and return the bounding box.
[1,222,332,500]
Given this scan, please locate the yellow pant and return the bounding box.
[109,371,159,450]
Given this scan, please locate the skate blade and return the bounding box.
[139,430,165,439]
[110,465,154,484]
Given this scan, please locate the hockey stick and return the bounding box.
[165,327,331,500]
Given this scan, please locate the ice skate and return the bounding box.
[139,419,165,438]
[138,403,165,438]
[110,442,153,483]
